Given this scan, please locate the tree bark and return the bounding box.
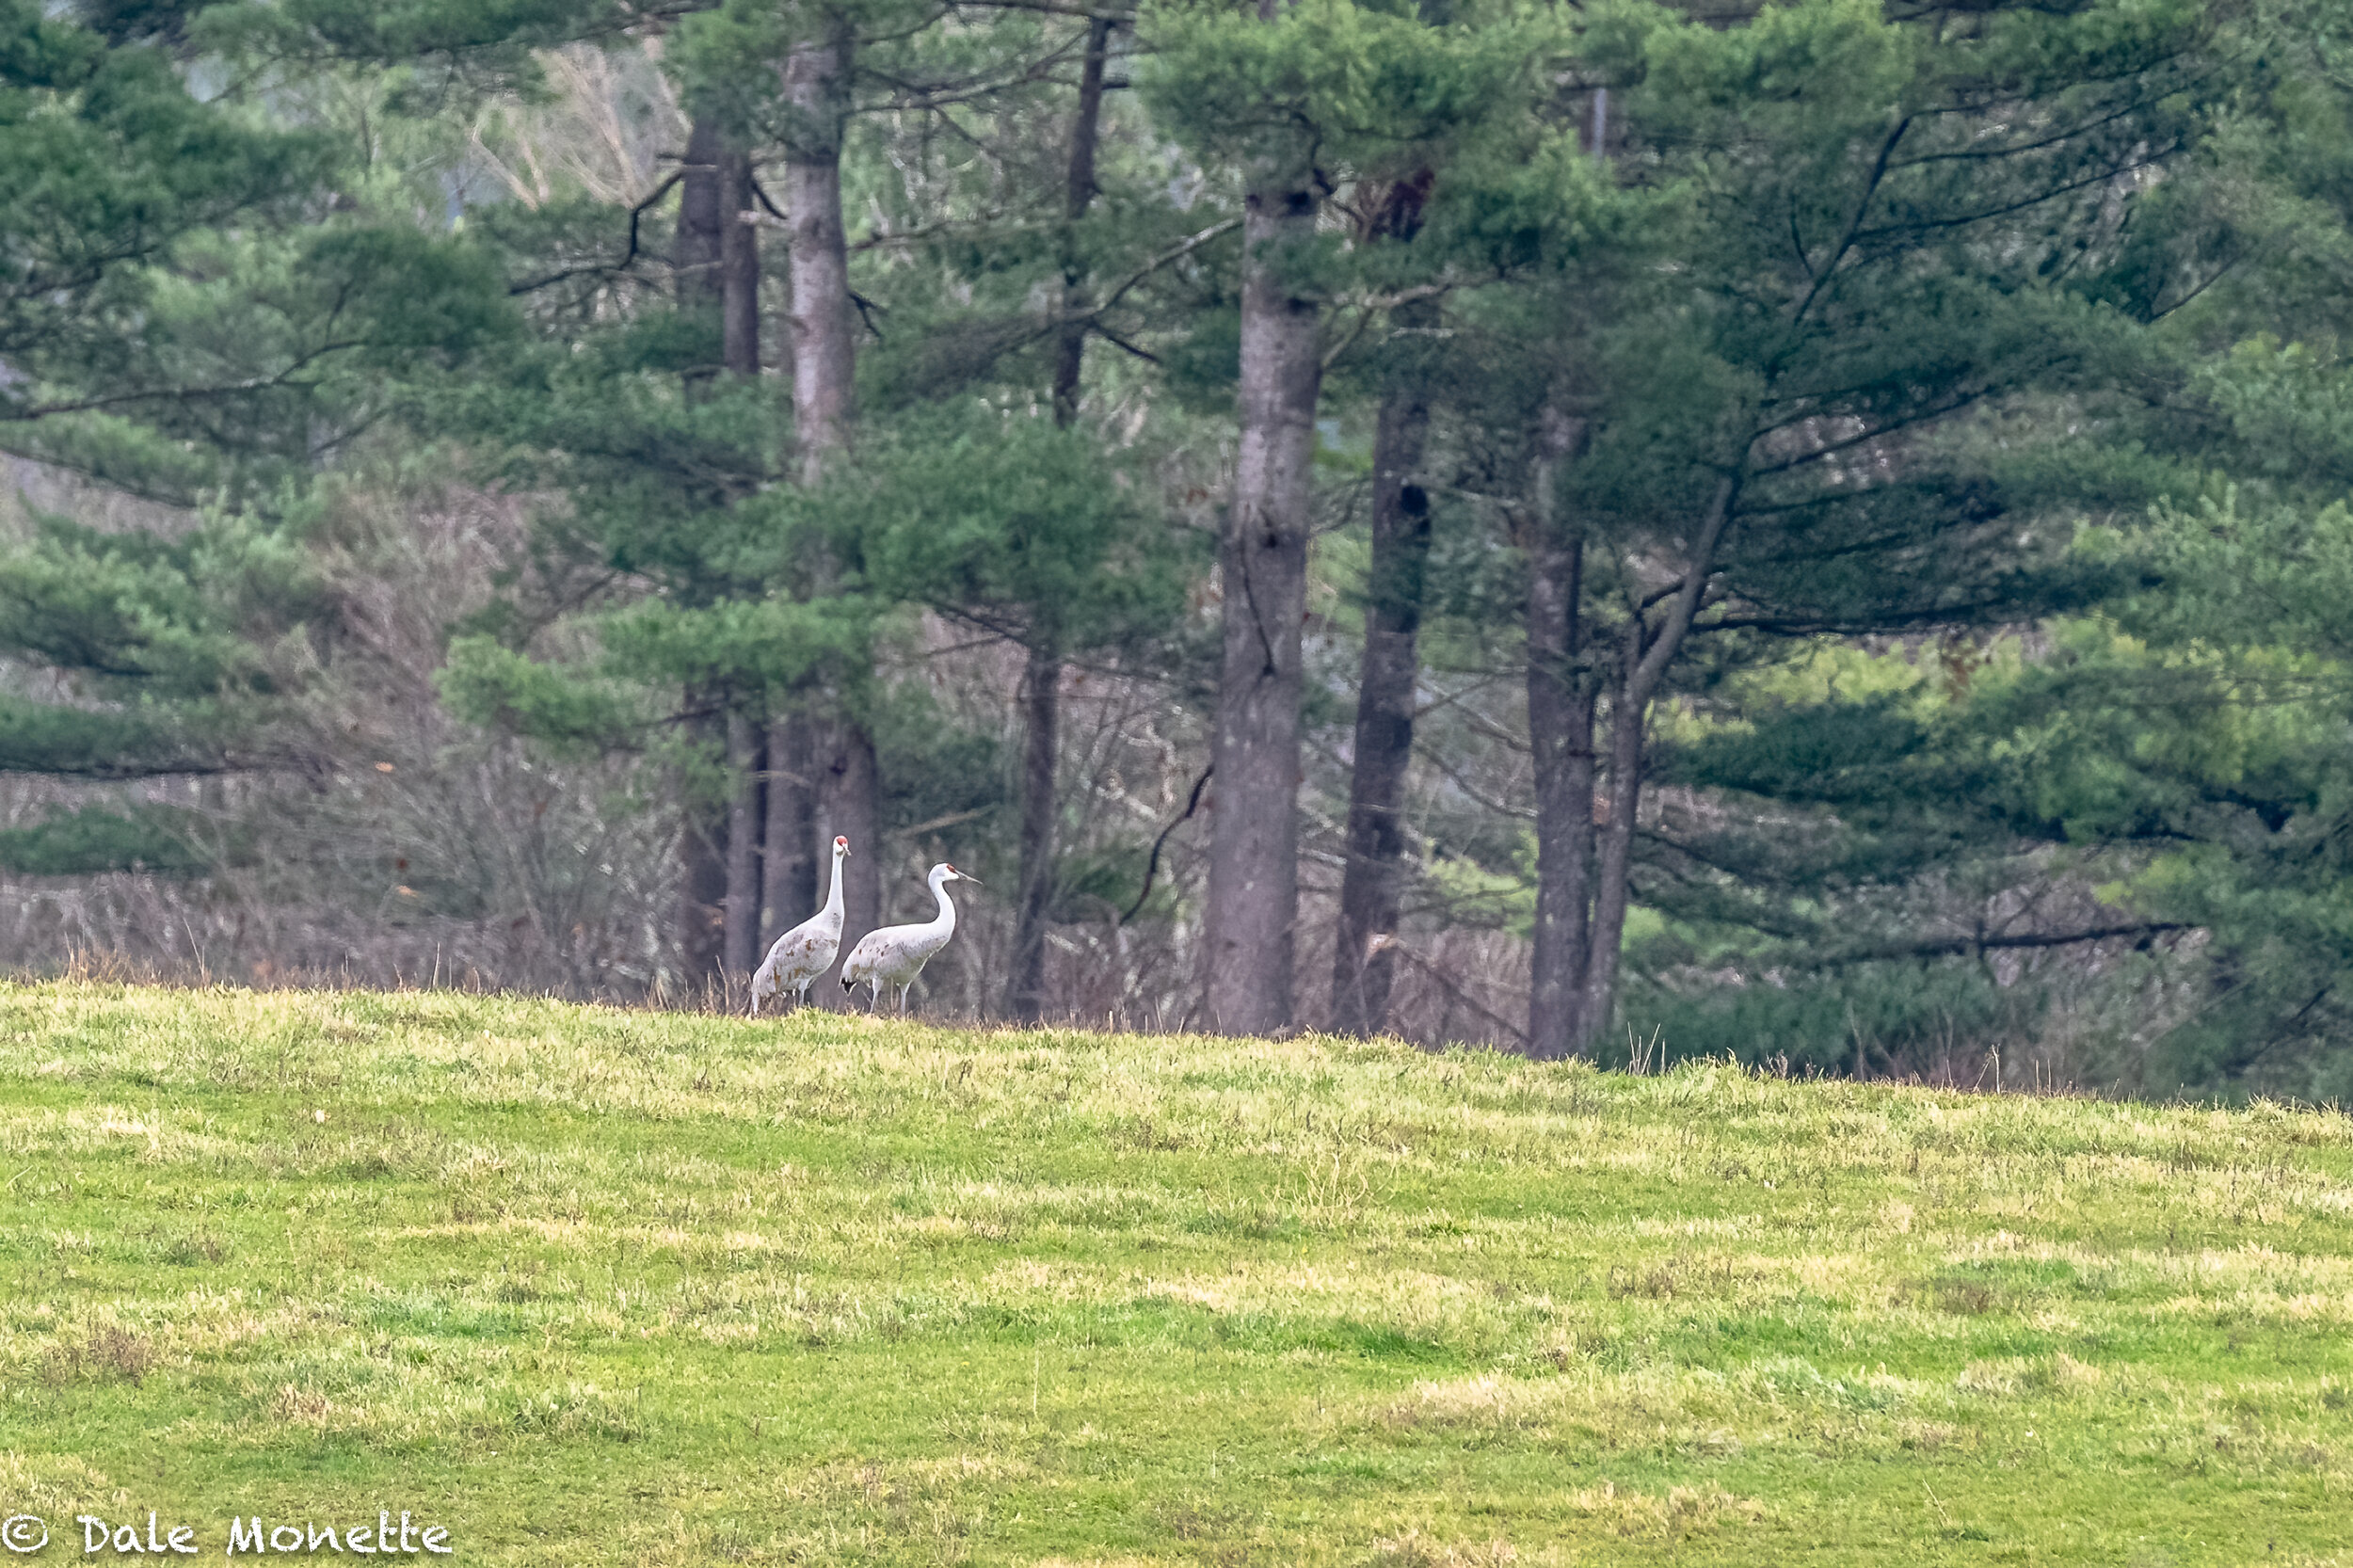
[1524,424,1593,1059]
[1525,454,1738,1059]
[1050,17,1112,427]
[718,142,765,983]
[1330,339,1433,1035]
[677,708,729,991]
[678,120,726,313]
[672,119,728,987]
[1563,471,1739,1054]
[762,713,817,947]
[1205,92,1321,1036]
[785,17,856,486]
[1006,639,1061,1020]
[724,709,761,977]
[1574,653,1642,1057]
[782,12,879,967]
[1523,80,1621,1050]
[1007,16,1113,1023]
[720,145,760,380]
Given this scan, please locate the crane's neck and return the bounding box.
[822,850,846,920]
[923,870,958,937]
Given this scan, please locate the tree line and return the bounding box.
[7,0,2353,1098]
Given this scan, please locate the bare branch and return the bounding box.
[1120,764,1211,923]
[1791,115,1910,326]
[507,170,683,296]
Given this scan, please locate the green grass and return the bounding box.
[2,982,2349,1565]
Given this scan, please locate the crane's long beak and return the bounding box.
[958,872,983,887]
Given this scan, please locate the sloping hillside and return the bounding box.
[1,983,2347,1565]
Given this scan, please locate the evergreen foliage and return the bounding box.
[4,0,2353,1089]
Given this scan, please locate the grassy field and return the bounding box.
[0,983,2349,1565]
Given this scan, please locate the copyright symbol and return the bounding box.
[0,1514,45,1553]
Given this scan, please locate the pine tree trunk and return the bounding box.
[1330,349,1433,1036]
[724,710,760,978]
[1050,17,1112,426]
[782,13,878,967]
[1006,639,1060,1021]
[785,20,856,485]
[721,146,759,380]
[1556,470,1738,1058]
[678,705,729,992]
[672,119,728,988]
[719,144,764,985]
[762,714,817,947]
[1525,484,1593,1060]
[1007,16,1112,1024]
[1526,87,1620,1052]
[678,120,725,313]
[1573,680,1643,1057]
[1205,37,1321,1036]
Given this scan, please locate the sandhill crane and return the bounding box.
[840,862,980,1013]
[749,836,851,1016]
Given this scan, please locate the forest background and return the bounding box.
[7,0,2353,1103]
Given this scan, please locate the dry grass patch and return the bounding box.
[0,1451,115,1520]
[1368,1528,1521,1565]
[1563,1480,1771,1539]
[40,1320,157,1386]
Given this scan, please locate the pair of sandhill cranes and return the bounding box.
[746,836,979,1016]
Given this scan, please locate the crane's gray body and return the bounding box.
[750,839,850,1015]
[840,862,978,1012]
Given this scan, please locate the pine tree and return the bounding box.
[445,0,1198,1000]
[829,408,1192,1003]
[1601,0,2353,1088]
[0,0,515,870]
[1011,13,1120,1022]
[1144,0,1549,1032]
[1488,0,2223,1058]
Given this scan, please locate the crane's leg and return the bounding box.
[897,984,909,1016]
